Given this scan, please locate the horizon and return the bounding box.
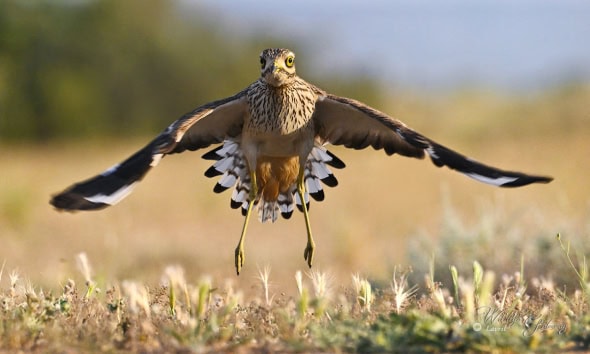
[191,0,590,92]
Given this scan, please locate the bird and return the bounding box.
[50,48,553,275]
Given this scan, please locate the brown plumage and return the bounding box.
[256,156,299,202]
[50,48,552,275]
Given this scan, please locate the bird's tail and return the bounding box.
[203,140,345,223]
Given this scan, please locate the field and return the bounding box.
[1,88,590,352]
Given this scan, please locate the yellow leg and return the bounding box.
[235,172,257,275]
[298,167,315,268]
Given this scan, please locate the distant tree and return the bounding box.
[0,0,253,140]
[0,0,381,141]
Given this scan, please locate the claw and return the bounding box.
[235,246,245,275]
[304,241,314,268]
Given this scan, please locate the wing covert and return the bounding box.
[313,93,552,188]
[50,90,249,211]
[167,90,248,153]
[313,94,425,158]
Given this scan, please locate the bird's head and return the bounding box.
[259,48,296,87]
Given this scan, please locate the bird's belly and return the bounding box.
[244,128,314,158]
[256,155,299,202]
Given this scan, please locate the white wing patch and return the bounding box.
[464,173,518,186]
[150,153,164,167]
[101,163,120,176]
[218,172,237,189]
[84,182,138,206]
[426,146,439,160]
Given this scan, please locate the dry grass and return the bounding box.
[0,246,588,352]
[1,87,589,351]
[2,134,583,287]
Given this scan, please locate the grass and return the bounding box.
[1,86,589,351]
[1,233,589,352]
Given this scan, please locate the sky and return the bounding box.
[187,0,590,91]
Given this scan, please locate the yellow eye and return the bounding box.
[260,57,266,69]
[285,56,294,68]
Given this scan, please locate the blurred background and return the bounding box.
[1,0,589,293]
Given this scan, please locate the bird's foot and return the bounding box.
[303,241,315,268]
[235,245,245,275]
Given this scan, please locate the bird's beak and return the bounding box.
[272,60,282,73]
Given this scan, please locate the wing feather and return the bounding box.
[314,95,425,158]
[313,93,552,187]
[169,90,248,153]
[50,90,249,211]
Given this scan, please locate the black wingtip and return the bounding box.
[201,146,223,160]
[542,176,554,183]
[50,193,108,211]
[296,202,310,213]
[204,166,223,178]
[213,183,229,193]
[426,140,554,189]
[326,150,346,169]
[230,199,242,209]
[501,175,554,188]
[320,174,338,188]
[310,189,325,202]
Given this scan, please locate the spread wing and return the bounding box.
[50,90,249,211]
[313,94,553,187]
